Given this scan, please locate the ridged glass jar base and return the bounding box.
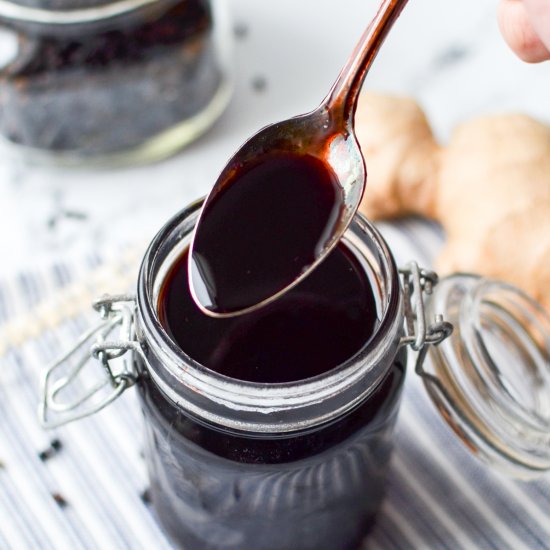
[137,351,406,550]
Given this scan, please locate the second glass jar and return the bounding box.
[0,0,231,164]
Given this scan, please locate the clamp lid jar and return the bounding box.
[38,199,550,548]
[40,199,450,549]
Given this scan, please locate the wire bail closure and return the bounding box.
[39,263,453,430]
[39,293,140,429]
[399,262,453,373]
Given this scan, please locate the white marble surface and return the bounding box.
[1,0,549,277]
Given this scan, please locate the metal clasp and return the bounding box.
[39,294,140,429]
[399,262,453,374]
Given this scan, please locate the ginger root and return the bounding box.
[356,92,550,311]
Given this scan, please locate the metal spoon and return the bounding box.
[189,0,409,318]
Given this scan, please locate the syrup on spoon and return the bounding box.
[189,0,409,317]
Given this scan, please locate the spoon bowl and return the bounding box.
[190,0,408,318]
[214,108,366,222]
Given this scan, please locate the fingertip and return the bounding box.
[498,0,550,62]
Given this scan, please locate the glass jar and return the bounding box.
[134,200,413,549]
[41,199,449,548]
[39,200,550,548]
[0,0,231,164]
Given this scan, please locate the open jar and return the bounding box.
[0,0,231,164]
[39,199,550,549]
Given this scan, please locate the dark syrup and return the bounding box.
[159,242,380,383]
[189,152,345,314]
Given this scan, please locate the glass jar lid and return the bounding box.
[422,273,550,479]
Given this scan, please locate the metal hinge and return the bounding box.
[399,262,453,373]
[39,294,140,429]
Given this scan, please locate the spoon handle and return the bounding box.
[323,0,409,125]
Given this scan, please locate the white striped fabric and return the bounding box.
[0,219,549,550]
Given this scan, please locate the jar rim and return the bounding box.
[135,198,404,433]
[0,0,163,27]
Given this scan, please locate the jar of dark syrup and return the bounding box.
[40,199,550,548]
[40,198,449,548]
[0,0,231,164]
[134,200,419,549]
